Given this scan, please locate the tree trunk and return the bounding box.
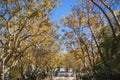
[86,1,113,79]
[0,62,2,80]
[104,64,112,80]
[0,61,5,80]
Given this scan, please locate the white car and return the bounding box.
[53,68,76,80]
[54,73,75,80]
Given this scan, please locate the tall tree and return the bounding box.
[62,0,120,79]
[0,0,59,79]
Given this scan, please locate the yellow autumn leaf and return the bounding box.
[66,33,72,38]
[71,18,76,23]
[46,0,51,7]
[74,23,79,28]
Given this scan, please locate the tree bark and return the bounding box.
[0,60,5,80]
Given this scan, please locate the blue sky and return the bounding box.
[51,0,79,39]
[50,0,79,53]
[51,0,79,22]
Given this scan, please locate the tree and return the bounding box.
[61,0,120,80]
[0,0,59,79]
[8,26,61,80]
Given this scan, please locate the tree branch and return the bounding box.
[91,0,117,40]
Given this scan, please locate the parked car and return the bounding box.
[53,68,76,80]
